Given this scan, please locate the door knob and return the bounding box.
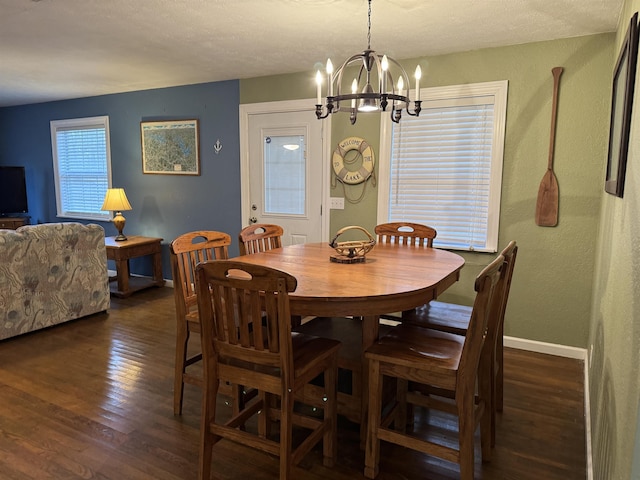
[249,217,257,224]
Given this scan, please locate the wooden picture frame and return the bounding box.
[141,119,200,175]
[605,12,638,197]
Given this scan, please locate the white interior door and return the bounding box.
[240,101,328,245]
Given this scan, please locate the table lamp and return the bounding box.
[101,188,132,241]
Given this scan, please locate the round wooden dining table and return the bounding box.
[233,241,465,318]
[232,241,465,426]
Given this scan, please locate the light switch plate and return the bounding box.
[330,197,345,209]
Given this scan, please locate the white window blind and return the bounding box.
[51,116,112,221]
[379,81,507,252]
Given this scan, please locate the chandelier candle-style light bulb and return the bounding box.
[415,65,422,101]
[351,79,358,109]
[314,0,421,124]
[316,70,322,104]
[326,59,334,97]
[395,76,404,110]
[381,55,389,94]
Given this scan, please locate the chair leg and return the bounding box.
[395,378,408,431]
[457,395,476,480]
[490,359,497,447]
[478,361,493,463]
[323,357,338,467]
[198,376,219,480]
[231,383,246,417]
[496,325,504,412]
[482,345,498,448]
[481,402,493,464]
[173,329,189,415]
[279,387,294,480]
[364,359,382,479]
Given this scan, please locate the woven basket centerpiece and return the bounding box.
[329,225,376,264]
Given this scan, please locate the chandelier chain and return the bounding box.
[367,0,372,50]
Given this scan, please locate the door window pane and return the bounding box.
[264,134,305,215]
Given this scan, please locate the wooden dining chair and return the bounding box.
[374,222,438,322]
[364,254,505,480]
[195,260,341,480]
[402,240,518,443]
[238,223,284,255]
[238,223,305,329]
[169,230,232,415]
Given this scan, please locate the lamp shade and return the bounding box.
[101,188,132,212]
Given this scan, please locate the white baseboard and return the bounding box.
[504,335,587,360]
[584,357,593,480]
[505,335,592,479]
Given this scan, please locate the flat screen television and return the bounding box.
[0,166,29,215]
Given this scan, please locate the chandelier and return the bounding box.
[315,0,422,124]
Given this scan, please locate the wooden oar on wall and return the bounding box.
[536,66,563,227]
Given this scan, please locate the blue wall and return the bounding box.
[0,80,242,279]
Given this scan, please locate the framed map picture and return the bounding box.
[141,119,200,175]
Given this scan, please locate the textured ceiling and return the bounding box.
[0,0,623,107]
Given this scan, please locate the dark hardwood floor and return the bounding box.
[0,287,586,479]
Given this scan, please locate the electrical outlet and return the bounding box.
[330,197,345,209]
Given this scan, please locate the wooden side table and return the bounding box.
[105,235,165,298]
[0,217,29,230]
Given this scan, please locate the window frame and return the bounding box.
[377,80,508,252]
[50,115,113,221]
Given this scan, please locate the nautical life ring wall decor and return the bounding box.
[332,136,374,185]
[332,136,376,203]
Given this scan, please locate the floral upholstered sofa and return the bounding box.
[0,222,110,341]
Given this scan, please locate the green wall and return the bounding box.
[588,2,640,478]
[242,33,613,350]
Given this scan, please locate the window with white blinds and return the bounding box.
[378,81,508,252]
[50,116,112,221]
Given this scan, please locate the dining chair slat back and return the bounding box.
[375,222,437,247]
[238,223,284,256]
